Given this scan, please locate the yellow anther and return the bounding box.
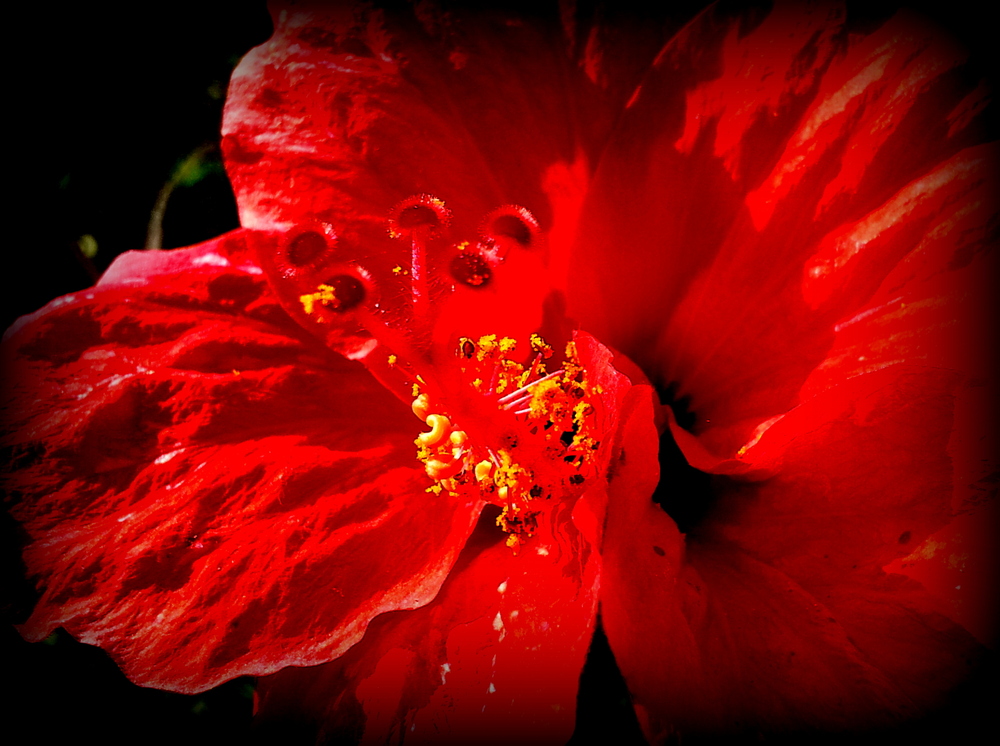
[299,284,340,315]
[387,354,397,367]
[475,460,494,482]
[426,456,463,480]
[417,413,451,446]
[410,332,601,552]
[530,333,553,357]
[300,293,316,315]
[411,393,430,421]
[528,378,562,418]
[476,334,498,360]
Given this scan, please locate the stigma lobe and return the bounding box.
[254,191,546,364]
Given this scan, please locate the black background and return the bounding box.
[4,2,995,745]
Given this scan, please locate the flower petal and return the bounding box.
[884,502,998,646]
[222,2,618,235]
[254,504,600,744]
[568,1,993,460]
[220,3,696,364]
[2,233,481,692]
[601,363,985,739]
[712,365,960,580]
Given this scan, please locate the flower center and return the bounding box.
[411,333,601,551]
[254,194,590,548]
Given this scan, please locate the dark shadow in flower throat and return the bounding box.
[652,383,718,536]
[568,623,645,746]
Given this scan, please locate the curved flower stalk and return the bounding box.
[2,2,995,744]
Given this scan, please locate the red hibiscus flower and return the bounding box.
[3,2,996,744]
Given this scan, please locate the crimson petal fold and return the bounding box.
[2,232,481,692]
[255,503,601,745]
[568,1,995,462]
[602,363,986,740]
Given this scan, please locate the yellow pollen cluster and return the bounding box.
[299,284,340,314]
[412,334,601,551]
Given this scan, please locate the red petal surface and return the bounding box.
[224,4,575,233]
[222,2,679,236]
[6,2,993,741]
[221,0,644,302]
[2,232,481,692]
[248,331,639,743]
[219,3,691,372]
[602,364,986,739]
[255,502,600,745]
[567,1,995,460]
